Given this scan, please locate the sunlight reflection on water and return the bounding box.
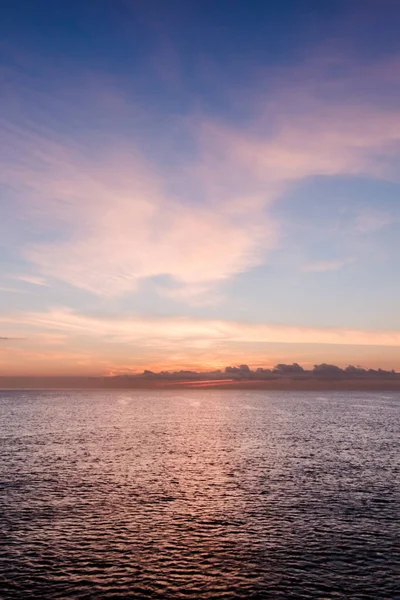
[0,390,399,599]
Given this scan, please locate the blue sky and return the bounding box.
[1,0,400,375]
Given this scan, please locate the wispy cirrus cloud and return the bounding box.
[302,258,354,273]
[12,275,49,287]
[0,286,31,294]
[0,109,276,300]
[1,55,400,304]
[354,210,395,233]
[2,308,400,348]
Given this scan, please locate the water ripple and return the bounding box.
[0,390,399,598]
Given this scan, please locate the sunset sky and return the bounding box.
[1,0,400,375]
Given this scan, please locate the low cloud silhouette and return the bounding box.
[1,362,399,391]
[116,363,399,382]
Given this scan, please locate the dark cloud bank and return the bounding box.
[137,363,399,381]
[1,363,400,390]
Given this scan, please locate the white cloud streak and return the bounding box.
[302,258,354,273]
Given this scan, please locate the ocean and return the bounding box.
[1,390,399,599]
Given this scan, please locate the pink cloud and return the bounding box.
[1,56,400,301]
[2,308,400,348]
[0,117,277,298]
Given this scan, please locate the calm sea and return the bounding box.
[0,390,399,599]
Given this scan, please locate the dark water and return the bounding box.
[0,390,399,599]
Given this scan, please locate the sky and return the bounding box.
[1,0,400,376]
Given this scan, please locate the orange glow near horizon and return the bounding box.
[2,343,400,378]
[2,309,400,377]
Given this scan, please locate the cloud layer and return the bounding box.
[1,56,400,304]
[2,307,400,375]
[2,308,400,347]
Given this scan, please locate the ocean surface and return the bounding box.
[0,390,399,599]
